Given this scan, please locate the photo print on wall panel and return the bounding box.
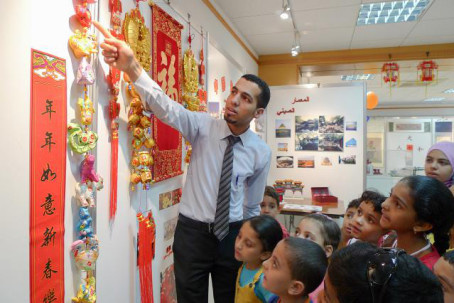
[298,156,315,168]
[275,119,291,138]
[320,156,333,166]
[319,134,344,151]
[277,143,288,152]
[319,115,344,133]
[295,115,319,151]
[276,156,294,168]
[346,138,357,147]
[339,155,356,164]
[346,121,357,131]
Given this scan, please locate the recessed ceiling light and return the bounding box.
[341,74,376,81]
[443,88,454,94]
[357,0,431,26]
[424,97,446,102]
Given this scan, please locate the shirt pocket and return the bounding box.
[232,175,247,191]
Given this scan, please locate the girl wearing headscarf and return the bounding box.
[425,141,454,248]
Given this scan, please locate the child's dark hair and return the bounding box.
[247,215,283,253]
[400,175,454,255]
[347,198,361,209]
[264,185,280,207]
[443,250,454,264]
[283,238,327,296]
[359,190,386,212]
[303,214,341,252]
[328,242,443,303]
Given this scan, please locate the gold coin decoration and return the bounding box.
[123,8,151,72]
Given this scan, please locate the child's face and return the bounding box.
[434,257,454,303]
[262,241,294,296]
[260,195,279,218]
[341,207,357,239]
[351,201,384,244]
[295,219,325,250]
[234,221,267,264]
[425,149,453,183]
[380,182,418,233]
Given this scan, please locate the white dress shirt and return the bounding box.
[134,70,271,223]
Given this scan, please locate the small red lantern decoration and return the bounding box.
[382,62,400,94]
[417,59,438,83]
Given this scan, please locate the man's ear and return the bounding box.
[414,221,433,233]
[288,280,305,297]
[254,108,265,119]
[324,245,334,258]
[260,251,271,261]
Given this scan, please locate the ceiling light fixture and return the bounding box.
[280,0,291,20]
[291,30,301,56]
[443,88,454,94]
[341,74,376,81]
[357,0,432,26]
[424,97,446,102]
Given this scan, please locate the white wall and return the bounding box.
[0,1,257,302]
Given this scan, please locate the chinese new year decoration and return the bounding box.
[381,61,400,95]
[124,6,151,72]
[68,1,101,302]
[417,59,438,83]
[137,212,156,303]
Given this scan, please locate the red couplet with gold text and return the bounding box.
[30,49,66,303]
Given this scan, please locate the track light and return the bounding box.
[280,0,290,20]
[291,31,301,56]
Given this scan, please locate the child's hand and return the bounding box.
[93,21,142,81]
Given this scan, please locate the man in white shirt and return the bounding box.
[94,22,272,303]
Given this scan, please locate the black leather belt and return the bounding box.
[178,214,243,233]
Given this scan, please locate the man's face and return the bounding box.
[224,78,263,130]
[434,257,454,303]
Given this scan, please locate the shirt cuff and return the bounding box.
[133,69,163,93]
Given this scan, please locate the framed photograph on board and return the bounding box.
[367,132,384,167]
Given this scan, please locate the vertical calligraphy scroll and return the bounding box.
[151,4,184,182]
[30,49,66,303]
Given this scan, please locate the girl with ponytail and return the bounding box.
[380,175,454,269]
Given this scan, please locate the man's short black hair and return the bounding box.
[284,238,327,296]
[241,74,270,109]
[443,250,454,264]
[328,242,443,303]
[359,190,386,213]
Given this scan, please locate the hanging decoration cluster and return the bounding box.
[68,1,101,302]
[137,212,156,303]
[381,61,400,95]
[123,3,155,191]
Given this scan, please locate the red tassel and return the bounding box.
[109,128,118,219]
[138,212,154,303]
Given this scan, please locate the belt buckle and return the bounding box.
[208,223,214,233]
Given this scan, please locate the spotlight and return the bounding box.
[291,47,299,56]
[280,10,290,20]
[280,1,290,20]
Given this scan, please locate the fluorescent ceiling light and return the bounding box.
[357,0,431,26]
[341,74,376,81]
[443,88,454,94]
[424,97,446,102]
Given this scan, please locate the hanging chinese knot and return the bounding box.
[382,62,400,94]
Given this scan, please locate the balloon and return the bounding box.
[367,91,378,110]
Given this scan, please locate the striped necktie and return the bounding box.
[213,135,241,241]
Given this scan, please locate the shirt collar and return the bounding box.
[219,120,255,147]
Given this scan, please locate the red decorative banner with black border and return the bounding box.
[30,49,66,303]
[151,4,184,182]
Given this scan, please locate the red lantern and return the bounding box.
[382,62,400,84]
[417,60,438,83]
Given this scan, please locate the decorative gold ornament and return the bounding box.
[123,8,151,72]
[183,49,199,93]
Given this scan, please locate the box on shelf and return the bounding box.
[311,187,338,203]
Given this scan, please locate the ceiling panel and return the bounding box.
[292,5,358,31]
[350,38,405,49]
[406,18,454,39]
[290,0,361,11]
[246,32,295,55]
[233,14,293,36]
[352,22,416,42]
[420,0,454,21]
[402,34,454,46]
[300,27,354,46]
[213,0,280,19]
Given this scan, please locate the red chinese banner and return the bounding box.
[30,49,67,303]
[151,4,183,182]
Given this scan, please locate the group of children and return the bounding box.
[232,174,454,303]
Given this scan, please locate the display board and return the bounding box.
[267,84,366,205]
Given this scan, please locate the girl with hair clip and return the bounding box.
[380,175,454,269]
[234,215,283,303]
